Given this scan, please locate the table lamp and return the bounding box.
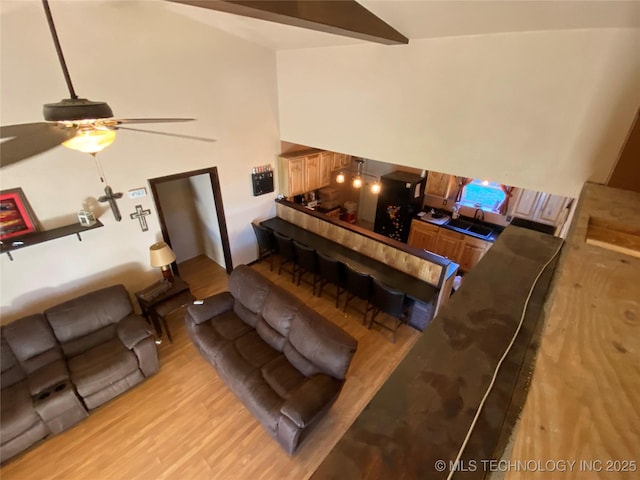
[149,242,176,282]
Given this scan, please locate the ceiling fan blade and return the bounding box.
[113,118,195,124]
[112,125,216,143]
[0,122,76,167]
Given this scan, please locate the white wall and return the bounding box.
[156,178,204,263]
[0,1,279,323]
[190,174,223,266]
[277,28,640,198]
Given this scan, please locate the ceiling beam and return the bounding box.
[168,0,409,45]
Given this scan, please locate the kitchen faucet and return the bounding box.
[474,208,485,222]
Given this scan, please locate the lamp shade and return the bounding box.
[149,242,176,267]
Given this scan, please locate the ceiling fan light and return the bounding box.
[43,98,113,122]
[352,176,363,189]
[62,127,116,154]
[371,181,381,194]
[336,172,345,184]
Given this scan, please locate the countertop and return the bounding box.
[416,211,504,243]
[312,225,563,479]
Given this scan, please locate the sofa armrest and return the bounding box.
[117,313,154,349]
[280,374,342,428]
[186,292,234,326]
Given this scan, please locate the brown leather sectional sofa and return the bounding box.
[0,285,158,464]
[185,265,358,454]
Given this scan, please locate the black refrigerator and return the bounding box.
[373,171,427,243]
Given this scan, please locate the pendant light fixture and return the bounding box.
[335,158,381,194]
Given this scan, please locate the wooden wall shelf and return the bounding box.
[1,220,103,260]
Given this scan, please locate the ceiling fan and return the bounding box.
[0,0,215,168]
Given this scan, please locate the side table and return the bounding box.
[135,276,195,343]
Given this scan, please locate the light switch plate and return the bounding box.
[128,188,147,199]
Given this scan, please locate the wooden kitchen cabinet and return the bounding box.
[459,236,491,272]
[435,229,465,264]
[426,172,454,198]
[319,151,333,188]
[408,220,439,252]
[535,193,570,225]
[331,153,351,172]
[278,156,305,197]
[304,153,321,192]
[510,189,542,219]
[408,219,492,271]
[279,150,334,197]
[509,189,571,226]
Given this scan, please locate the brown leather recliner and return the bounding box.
[186,265,358,454]
[44,285,159,410]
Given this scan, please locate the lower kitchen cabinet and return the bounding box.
[408,219,492,271]
[435,229,465,264]
[459,236,491,271]
[408,220,439,252]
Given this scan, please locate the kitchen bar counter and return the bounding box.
[261,217,439,306]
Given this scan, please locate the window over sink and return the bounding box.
[459,179,506,212]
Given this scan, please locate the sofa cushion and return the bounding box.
[27,360,69,396]
[3,314,62,375]
[59,324,118,358]
[1,335,26,389]
[261,355,306,400]
[234,331,280,369]
[229,265,271,327]
[287,305,358,380]
[257,286,301,352]
[45,285,132,343]
[212,310,253,341]
[0,381,40,443]
[67,338,139,398]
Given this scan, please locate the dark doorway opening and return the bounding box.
[149,167,233,275]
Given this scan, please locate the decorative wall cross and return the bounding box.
[129,204,151,232]
[98,185,123,221]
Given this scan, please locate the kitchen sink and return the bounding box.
[447,218,472,230]
[468,224,493,237]
[444,218,494,239]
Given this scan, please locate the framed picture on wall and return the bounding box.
[0,188,39,240]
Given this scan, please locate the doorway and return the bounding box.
[148,167,233,275]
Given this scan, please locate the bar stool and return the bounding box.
[343,263,373,324]
[293,241,319,295]
[274,232,296,282]
[316,252,346,308]
[251,222,276,271]
[367,279,408,343]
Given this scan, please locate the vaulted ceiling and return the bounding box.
[163,0,640,50]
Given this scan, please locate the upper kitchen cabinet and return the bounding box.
[509,189,571,226]
[318,151,333,189]
[331,153,351,172]
[279,155,306,197]
[426,172,455,198]
[278,149,334,197]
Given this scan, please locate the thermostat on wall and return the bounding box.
[128,188,147,199]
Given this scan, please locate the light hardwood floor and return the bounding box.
[1,256,420,480]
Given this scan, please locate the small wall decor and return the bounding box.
[98,186,123,221]
[251,164,274,196]
[0,188,39,240]
[77,210,97,227]
[130,204,151,232]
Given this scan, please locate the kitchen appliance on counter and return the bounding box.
[419,209,451,226]
[374,171,427,243]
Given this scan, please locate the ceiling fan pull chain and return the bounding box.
[41,0,78,100]
[93,153,108,184]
